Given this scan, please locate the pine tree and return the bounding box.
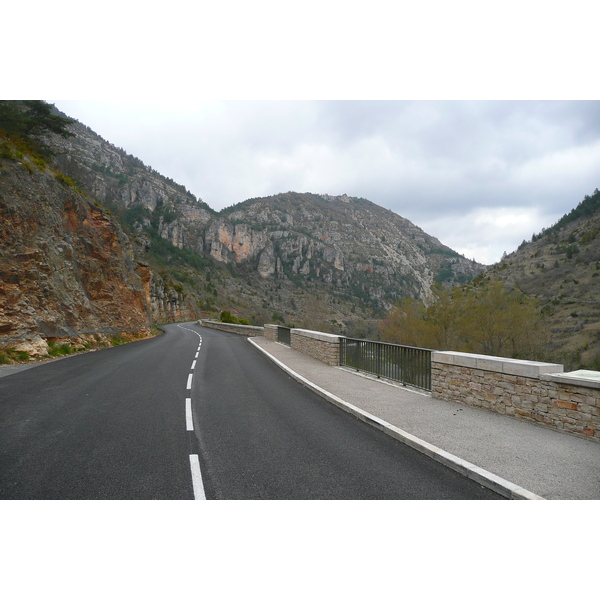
[0,100,74,141]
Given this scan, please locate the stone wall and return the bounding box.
[290,329,341,366]
[432,351,600,442]
[200,320,264,337]
[263,324,278,342]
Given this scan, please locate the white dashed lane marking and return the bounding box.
[177,324,206,500]
[189,454,206,500]
[185,398,193,431]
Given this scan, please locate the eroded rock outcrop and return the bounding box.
[203,219,268,263]
[0,157,153,353]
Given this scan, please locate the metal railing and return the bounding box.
[277,326,291,346]
[340,337,432,391]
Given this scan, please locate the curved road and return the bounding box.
[0,323,502,500]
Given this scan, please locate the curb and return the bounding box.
[248,337,545,500]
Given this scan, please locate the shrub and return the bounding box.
[220,310,239,324]
[32,155,46,169]
[47,342,72,357]
[55,172,79,190]
[0,348,30,362]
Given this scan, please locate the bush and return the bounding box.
[220,310,239,324]
[55,172,84,194]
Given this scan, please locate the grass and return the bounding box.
[0,348,31,363]
[110,334,127,346]
[0,329,161,368]
[47,342,73,357]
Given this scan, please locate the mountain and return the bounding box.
[214,191,482,302]
[1,101,485,354]
[482,188,600,369]
[45,112,483,321]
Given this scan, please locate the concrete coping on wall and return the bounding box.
[432,350,564,378]
[200,320,264,333]
[264,324,278,330]
[290,328,342,342]
[542,369,600,390]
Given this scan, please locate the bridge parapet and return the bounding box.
[200,320,264,337]
[263,324,278,342]
[432,351,599,442]
[290,328,341,366]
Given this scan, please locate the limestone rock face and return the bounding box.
[13,335,49,358]
[0,159,153,349]
[204,219,268,263]
[215,192,484,306]
[257,244,277,278]
[48,120,214,254]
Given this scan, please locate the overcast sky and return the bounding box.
[49,99,600,265]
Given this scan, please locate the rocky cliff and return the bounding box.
[0,146,157,355]
[48,120,214,245]
[0,127,204,355]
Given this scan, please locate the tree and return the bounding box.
[378,297,430,347]
[0,100,74,142]
[422,284,464,349]
[378,280,546,359]
[456,280,544,358]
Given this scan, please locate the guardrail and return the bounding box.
[340,337,432,391]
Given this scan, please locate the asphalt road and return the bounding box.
[0,323,502,500]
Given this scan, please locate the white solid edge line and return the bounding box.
[186,398,194,431]
[189,454,206,500]
[246,338,546,501]
[187,374,193,389]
